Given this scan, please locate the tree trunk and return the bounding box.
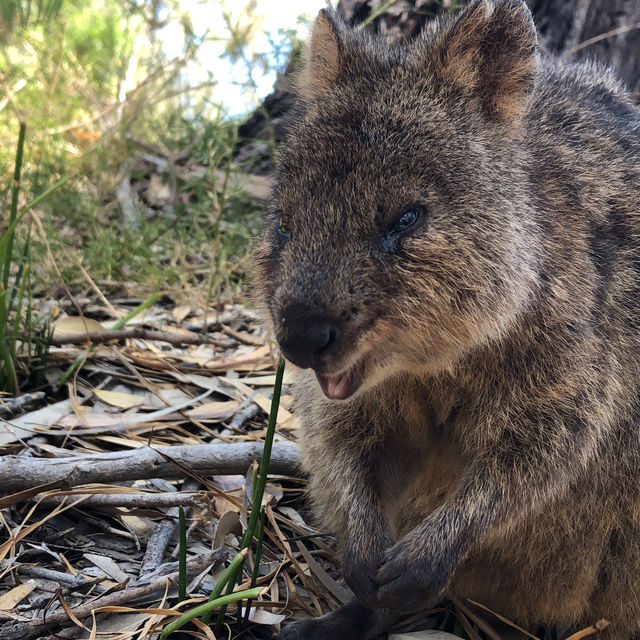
[236,0,640,175]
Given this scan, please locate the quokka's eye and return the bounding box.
[379,203,426,253]
[389,206,423,235]
[275,211,291,241]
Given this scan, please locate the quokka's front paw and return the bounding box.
[280,619,322,640]
[342,551,379,607]
[342,532,393,607]
[280,603,377,640]
[375,535,451,612]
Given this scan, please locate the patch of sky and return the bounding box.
[157,0,327,118]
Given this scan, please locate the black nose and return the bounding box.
[277,305,341,369]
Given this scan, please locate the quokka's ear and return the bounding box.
[436,0,537,122]
[299,9,350,100]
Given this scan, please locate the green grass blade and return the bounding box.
[243,505,266,624]
[238,356,285,552]
[0,287,18,393]
[198,547,249,626]
[9,219,31,316]
[3,122,26,292]
[160,586,262,640]
[10,255,30,366]
[0,172,75,259]
[178,507,187,602]
[111,293,161,331]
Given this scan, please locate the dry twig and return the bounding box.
[50,328,228,347]
[0,442,300,492]
[0,392,46,418]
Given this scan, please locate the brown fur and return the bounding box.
[253,1,640,638]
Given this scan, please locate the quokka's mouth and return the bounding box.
[315,356,366,400]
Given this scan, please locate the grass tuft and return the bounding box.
[211,355,285,632]
[158,357,286,637]
[0,122,54,393]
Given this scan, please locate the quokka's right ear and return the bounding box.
[298,9,351,100]
[434,0,538,123]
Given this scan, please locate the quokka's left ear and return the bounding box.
[297,9,353,101]
[434,0,538,123]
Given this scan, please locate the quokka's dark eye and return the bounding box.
[379,203,426,253]
[275,211,291,241]
[389,206,423,235]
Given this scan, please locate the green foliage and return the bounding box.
[0,0,63,42]
[160,581,262,639]
[221,6,297,97]
[0,0,297,389]
[210,356,285,632]
[0,0,291,303]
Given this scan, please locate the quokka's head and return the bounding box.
[254,0,542,401]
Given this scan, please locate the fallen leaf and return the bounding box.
[0,580,36,609]
[57,412,139,429]
[240,606,286,625]
[171,305,192,324]
[186,400,240,420]
[0,399,73,445]
[84,552,130,582]
[97,435,147,448]
[53,316,106,337]
[83,611,151,634]
[213,509,242,549]
[94,389,144,409]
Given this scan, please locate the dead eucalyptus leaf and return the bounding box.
[94,389,144,409]
[0,580,36,609]
[53,316,106,337]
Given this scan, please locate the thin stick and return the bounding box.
[178,507,187,602]
[41,491,202,508]
[50,327,228,346]
[58,293,161,386]
[563,22,640,56]
[0,391,45,418]
[565,620,610,640]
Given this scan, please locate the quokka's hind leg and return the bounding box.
[280,599,397,640]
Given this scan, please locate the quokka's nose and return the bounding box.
[277,305,341,369]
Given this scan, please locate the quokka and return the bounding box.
[253,1,640,638]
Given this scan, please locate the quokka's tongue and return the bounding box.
[316,371,352,400]
[315,360,365,400]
